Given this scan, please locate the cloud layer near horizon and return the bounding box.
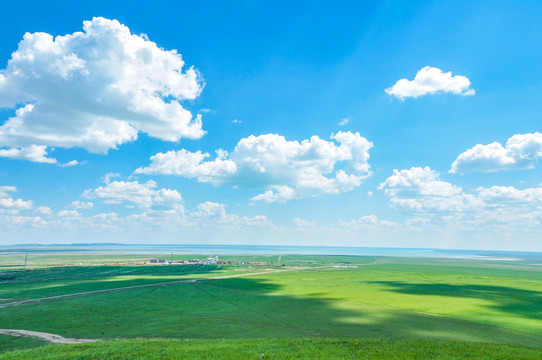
[379,166,542,231]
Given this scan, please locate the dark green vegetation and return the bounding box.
[1,254,541,358]
[0,264,226,303]
[1,338,541,360]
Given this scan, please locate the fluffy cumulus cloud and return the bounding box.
[478,186,542,204]
[135,149,237,183]
[135,131,373,202]
[379,167,482,213]
[450,132,542,174]
[0,144,57,163]
[82,180,184,212]
[0,17,205,163]
[0,185,33,214]
[192,201,227,218]
[385,66,475,100]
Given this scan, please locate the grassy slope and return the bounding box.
[0,254,366,303]
[248,257,542,335]
[0,264,235,303]
[1,256,541,352]
[1,338,541,360]
[0,335,49,354]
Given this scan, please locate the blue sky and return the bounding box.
[1,1,542,250]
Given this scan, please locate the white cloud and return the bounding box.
[385,66,475,100]
[0,186,17,198]
[380,166,461,197]
[293,218,319,228]
[0,17,205,163]
[1,194,270,238]
[338,117,350,126]
[379,167,482,213]
[58,210,81,218]
[82,180,184,212]
[102,172,121,184]
[0,145,57,164]
[0,197,33,212]
[338,215,397,229]
[0,185,33,214]
[190,201,270,227]
[232,119,242,124]
[34,206,52,215]
[136,131,373,202]
[451,132,542,174]
[250,186,297,203]
[379,166,542,234]
[60,160,79,167]
[478,186,542,204]
[69,201,93,209]
[135,149,237,183]
[192,201,227,218]
[0,214,46,229]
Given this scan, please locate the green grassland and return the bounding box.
[0,335,49,354]
[1,338,542,360]
[1,254,541,358]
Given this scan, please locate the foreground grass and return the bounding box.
[1,257,542,351]
[0,335,49,353]
[1,338,541,360]
[3,274,541,347]
[2,256,541,354]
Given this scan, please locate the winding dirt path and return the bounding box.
[0,329,96,344]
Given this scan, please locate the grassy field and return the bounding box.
[1,254,541,357]
[0,335,49,354]
[1,338,542,360]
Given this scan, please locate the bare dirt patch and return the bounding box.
[0,329,97,344]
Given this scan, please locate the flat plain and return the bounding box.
[0,252,541,358]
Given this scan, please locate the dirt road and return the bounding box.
[0,329,96,344]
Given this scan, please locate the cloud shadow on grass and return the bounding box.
[370,281,542,321]
[1,273,542,347]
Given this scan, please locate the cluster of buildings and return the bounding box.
[147,256,266,266]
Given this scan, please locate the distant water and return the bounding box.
[1,244,542,261]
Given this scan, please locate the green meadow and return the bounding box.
[1,254,541,358]
[2,338,542,360]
